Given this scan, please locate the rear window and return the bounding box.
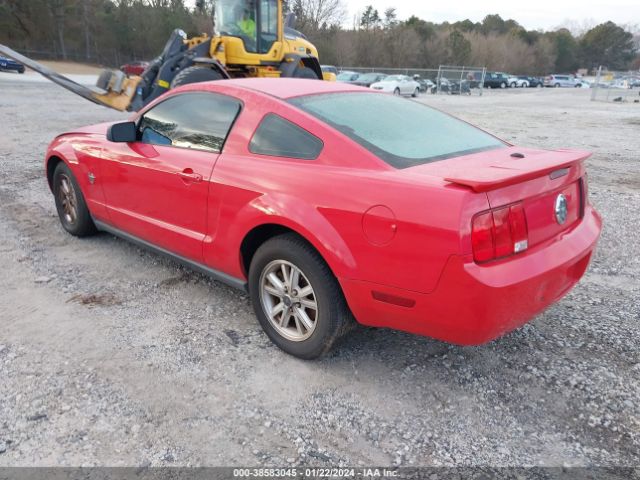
[290,93,505,168]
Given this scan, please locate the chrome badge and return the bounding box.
[555,194,568,225]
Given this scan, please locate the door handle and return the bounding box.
[177,168,203,183]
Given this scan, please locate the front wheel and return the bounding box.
[412,87,420,97]
[53,162,96,237]
[500,82,507,89]
[393,88,401,96]
[249,234,354,359]
[510,82,516,88]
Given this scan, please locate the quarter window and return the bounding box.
[249,114,323,160]
[138,92,241,153]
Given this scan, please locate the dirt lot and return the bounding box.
[0,79,638,468]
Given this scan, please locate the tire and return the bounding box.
[53,162,96,237]
[393,88,400,96]
[536,83,542,88]
[293,66,319,79]
[575,84,581,88]
[510,82,516,88]
[170,66,223,88]
[500,82,507,89]
[554,83,560,88]
[249,233,354,359]
[412,87,420,98]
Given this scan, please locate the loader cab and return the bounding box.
[215,0,280,55]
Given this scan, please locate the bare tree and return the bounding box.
[291,0,346,31]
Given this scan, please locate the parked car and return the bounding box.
[527,76,545,88]
[321,65,338,76]
[544,74,583,88]
[119,61,149,76]
[352,72,387,88]
[370,74,421,96]
[44,78,601,359]
[435,77,471,95]
[0,55,25,73]
[509,76,545,88]
[508,76,528,88]
[413,75,435,92]
[336,71,360,83]
[484,72,510,89]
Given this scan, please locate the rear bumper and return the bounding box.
[341,205,602,345]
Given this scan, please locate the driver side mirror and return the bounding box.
[284,12,296,29]
[107,121,137,143]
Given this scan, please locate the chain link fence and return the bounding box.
[590,66,640,103]
[337,65,487,96]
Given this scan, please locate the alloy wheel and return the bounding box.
[58,174,78,225]
[259,260,318,342]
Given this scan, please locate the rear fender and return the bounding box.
[207,192,358,281]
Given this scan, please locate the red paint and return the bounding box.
[45,78,602,345]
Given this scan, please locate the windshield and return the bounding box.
[358,73,384,82]
[385,75,404,82]
[290,93,506,168]
[337,72,358,81]
[215,0,277,54]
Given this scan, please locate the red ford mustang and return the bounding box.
[45,78,602,359]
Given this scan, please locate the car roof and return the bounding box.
[201,78,368,100]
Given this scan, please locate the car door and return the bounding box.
[100,91,241,262]
[400,76,411,95]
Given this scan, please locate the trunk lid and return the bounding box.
[409,146,588,252]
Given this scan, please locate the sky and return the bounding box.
[343,0,639,32]
[185,1,640,33]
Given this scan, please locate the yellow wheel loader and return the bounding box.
[0,0,334,112]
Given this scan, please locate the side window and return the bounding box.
[259,0,277,53]
[138,92,241,153]
[249,114,323,160]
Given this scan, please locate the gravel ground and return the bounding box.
[0,78,638,468]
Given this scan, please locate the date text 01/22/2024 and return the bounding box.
[233,468,399,477]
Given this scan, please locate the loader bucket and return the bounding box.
[0,45,138,112]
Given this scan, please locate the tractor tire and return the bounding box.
[170,66,223,88]
[293,66,319,79]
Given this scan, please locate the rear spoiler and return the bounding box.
[444,149,591,192]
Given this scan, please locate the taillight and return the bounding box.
[472,202,528,263]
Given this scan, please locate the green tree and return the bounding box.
[447,29,471,65]
[580,21,637,70]
[481,14,505,34]
[360,5,380,30]
[548,28,579,72]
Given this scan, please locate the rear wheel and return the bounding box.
[170,66,223,88]
[249,234,354,359]
[292,66,319,79]
[554,83,561,88]
[53,162,96,237]
[412,87,420,97]
[500,82,507,89]
[510,82,517,88]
